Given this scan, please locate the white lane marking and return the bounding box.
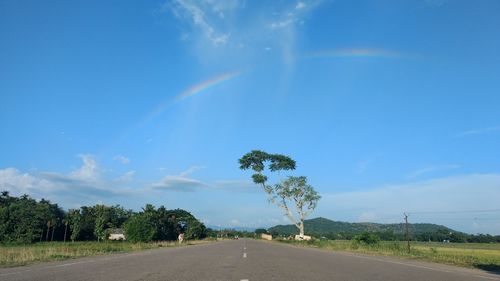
[0,260,96,276]
[53,260,94,268]
[243,253,247,258]
[474,275,500,281]
[240,279,249,281]
[0,269,32,277]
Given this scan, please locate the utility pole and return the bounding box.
[404,213,410,254]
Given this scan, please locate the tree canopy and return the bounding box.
[239,150,320,237]
[0,192,206,243]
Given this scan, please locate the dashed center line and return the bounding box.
[243,252,247,258]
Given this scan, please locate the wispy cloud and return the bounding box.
[150,166,257,193]
[116,170,136,183]
[305,48,408,59]
[295,2,307,10]
[152,166,208,192]
[213,179,260,193]
[163,0,325,64]
[168,0,233,46]
[113,155,130,165]
[356,154,383,174]
[406,164,460,179]
[318,173,500,233]
[456,126,500,137]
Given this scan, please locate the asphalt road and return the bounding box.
[0,239,498,281]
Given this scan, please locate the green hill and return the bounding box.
[268,217,460,240]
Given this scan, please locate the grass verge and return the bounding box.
[0,240,212,268]
[277,239,500,273]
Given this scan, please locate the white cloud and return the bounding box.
[163,0,325,65]
[0,156,131,208]
[295,2,306,10]
[152,166,208,192]
[116,171,136,183]
[213,179,260,193]
[0,168,54,195]
[69,154,100,181]
[406,164,460,179]
[152,175,207,191]
[179,165,205,177]
[317,174,500,234]
[269,19,294,30]
[358,211,376,222]
[456,126,500,137]
[113,155,130,165]
[169,0,232,46]
[230,219,241,226]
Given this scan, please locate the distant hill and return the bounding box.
[268,217,459,238]
[207,226,256,232]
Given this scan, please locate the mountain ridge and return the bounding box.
[268,217,461,239]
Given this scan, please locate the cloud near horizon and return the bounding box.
[1,156,499,234]
[317,174,500,234]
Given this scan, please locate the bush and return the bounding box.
[123,215,155,243]
[353,232,380,245]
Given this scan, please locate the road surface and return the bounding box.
[0,239,498,281]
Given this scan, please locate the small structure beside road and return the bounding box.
[108,229,126,241]
[261,233,273,240]
[294,235,312,241]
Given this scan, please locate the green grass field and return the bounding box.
[278,239,500,272]
[0,240,212,268]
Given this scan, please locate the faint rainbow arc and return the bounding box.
[176,71,242,100]
[143,71,242,121]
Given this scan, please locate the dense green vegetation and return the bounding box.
[0,240,211,267]
[269,217,500,243]
[0,192,206,244]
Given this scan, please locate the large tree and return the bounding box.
[239,150,320,238]
[67,209,81,242]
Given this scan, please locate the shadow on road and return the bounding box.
[474,263,500,275]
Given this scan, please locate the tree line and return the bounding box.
[268,229,500,243]
[0,191,206,243]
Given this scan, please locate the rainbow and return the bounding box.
[306,48,405,59]
[176,71,242,100]
[145,70,242,120]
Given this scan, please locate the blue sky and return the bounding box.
[1,0,500,234]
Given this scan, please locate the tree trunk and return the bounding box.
[63,223,68,243]
[51,225,55,241]
[299,221,305,238]
[45,221,51,242]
